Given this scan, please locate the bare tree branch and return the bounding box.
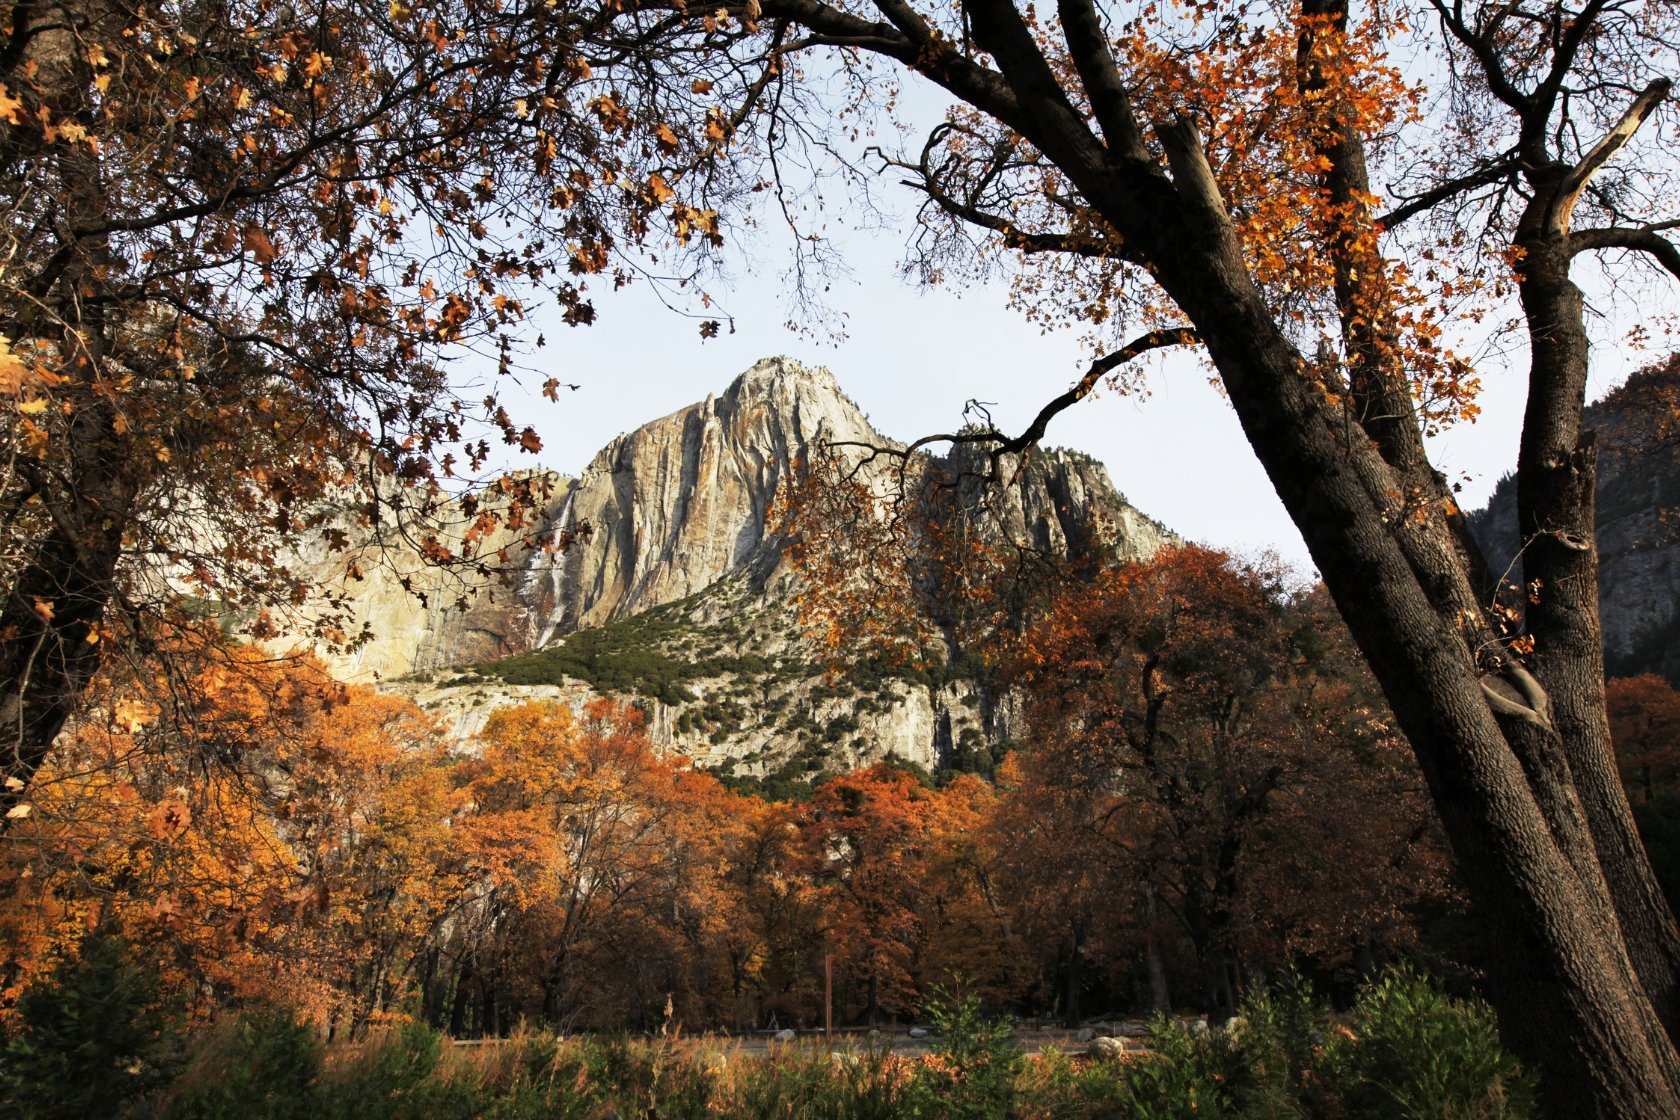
[874,124,1144,264]
[1546,77,1673,237]
[1376,154,1521,231]
[826,326,1200,482]
[1569,225,1680,282]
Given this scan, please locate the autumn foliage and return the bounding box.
[0,549,1450,1043]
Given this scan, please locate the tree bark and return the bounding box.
[1515,217,1680,1043]
[1148,220,1680,1117]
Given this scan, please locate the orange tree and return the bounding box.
[0,641,461,1030]
[789,762,937,1023]
[556,0,1680,1109]
[444,698,750,1031]
[0,0,764,823]
[1610,676,1680,806]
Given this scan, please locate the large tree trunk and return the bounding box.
[1515,220,1680,1043]
[941,38,1680,1089]
[0,0,135,827]
[0,520,125,822]
[1140,204,1680,1114]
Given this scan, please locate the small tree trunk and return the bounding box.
[1063,929,1084,1028]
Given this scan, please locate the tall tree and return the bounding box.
[564,0,1680,1111]
[0,0,746,821]
[1015,547,1444,1018]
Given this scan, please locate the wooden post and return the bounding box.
[825,951,833,1042]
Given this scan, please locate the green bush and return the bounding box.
[1108,1016,1247,1120]
[1022,968,1531,1120]
[1340,967,1534,1120]
[164,1007,322,1120]
[0,936,183,1120]
[319,1022,482,1120]
[905,988,1022,1120]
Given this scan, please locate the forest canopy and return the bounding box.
[2,0,1679,1115]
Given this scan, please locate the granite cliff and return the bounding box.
[1469,358,1680,684]
[305,356,1175,779]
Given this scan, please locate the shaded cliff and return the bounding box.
[1469,358,1680,684]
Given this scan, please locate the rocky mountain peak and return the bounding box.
[306,358,1172,694]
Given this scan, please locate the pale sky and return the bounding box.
[470,78,1655,579]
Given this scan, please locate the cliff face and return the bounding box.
[311,358,881,679]
[1469,359,1680,684]
[323,356,1171,680]
[522,357,887,637]
[308,356,1175,776]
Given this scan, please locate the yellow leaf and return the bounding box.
[5,804,31,820]
[0,83,22,125]
[16,397,48,414]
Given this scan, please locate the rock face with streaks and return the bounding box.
[522,356,889,638]
[304,356,1175,777]
[311,357,885,680]
[1469,358,1680,684]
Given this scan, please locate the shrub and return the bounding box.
[1340,967,1534,1120]
[905,988,1022,1120]
[319,1021,482,1120]
[0,936,183,1120]
[164,1006,321,1120]
[1107,1016,1247,1120]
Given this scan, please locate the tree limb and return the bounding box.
[1546,78,1673,237]
[1055,0,1150,163]
[961,0,1112,173]
[1375,154,1521,231]
[1157,116,1228,221]
[876,125,1144,264]
[1569,226,1680,282]
[824,327,1200,480]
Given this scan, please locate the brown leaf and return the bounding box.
[243,227,279,265]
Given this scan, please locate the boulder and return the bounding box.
[1088,1036,1127,1061]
